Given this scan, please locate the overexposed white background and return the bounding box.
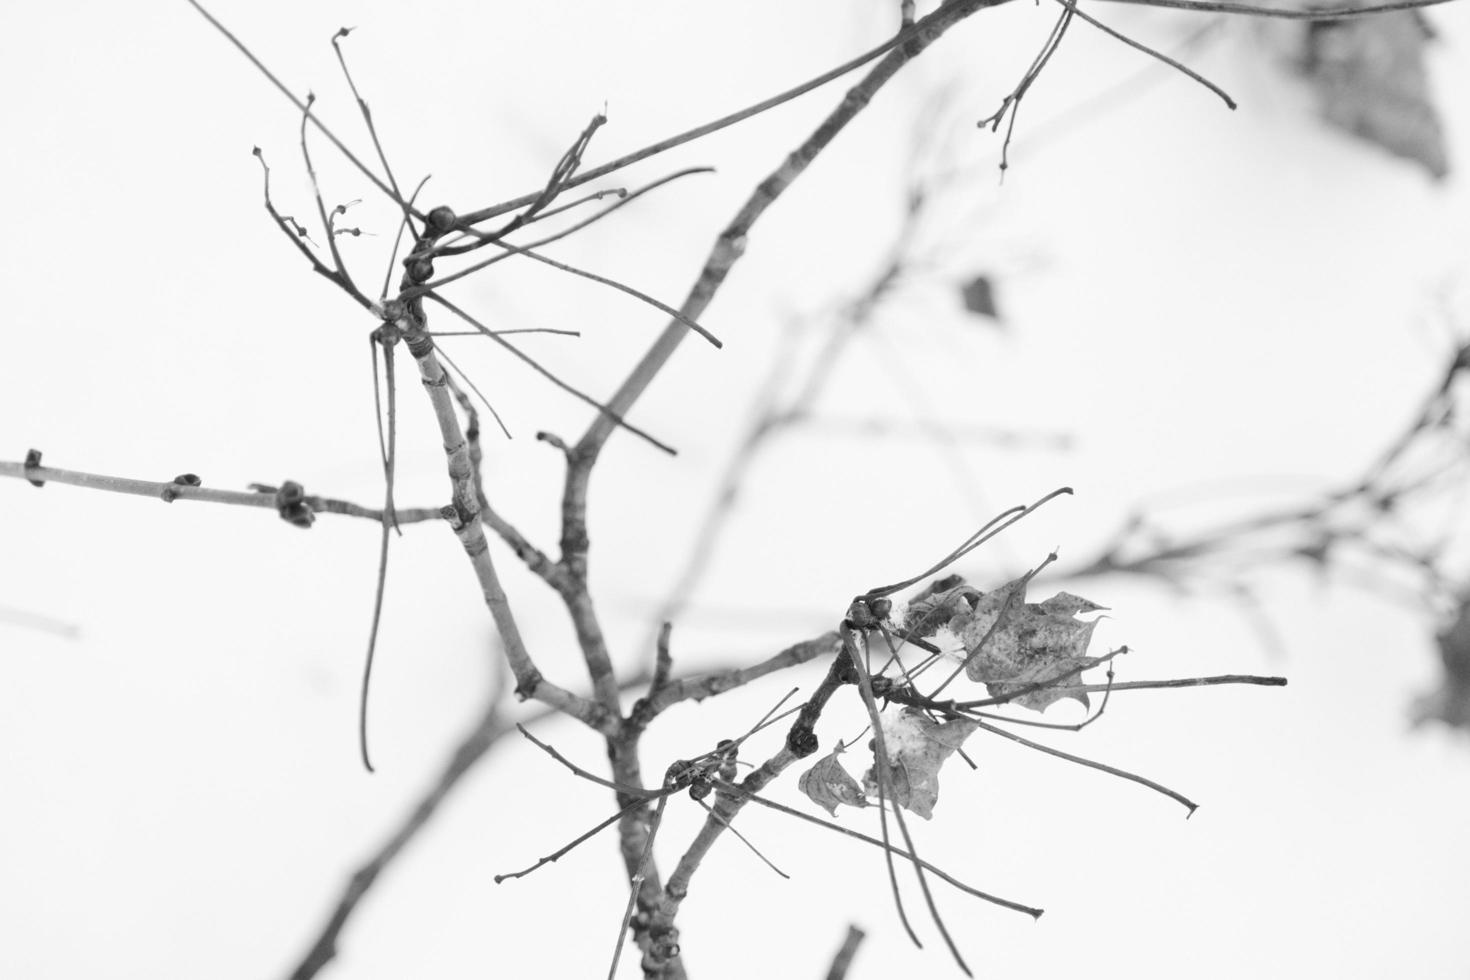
[3,2,1469,978]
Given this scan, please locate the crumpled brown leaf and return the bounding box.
[956,577,1106,711]
[862,708,981,819]
[797,742,869,816]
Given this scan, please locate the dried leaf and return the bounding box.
[798,742,869,816]
[1412,594,1470,729]
[1265,8,1447,179]
[901,581,980,641]
[862,708,981,820]
[956,578,1106,711]
[960,274,1001,320]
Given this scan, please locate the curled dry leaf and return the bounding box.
[902,580,981,641]
[958,578,1106,711]
[901,576,1108,710]
[862,708,981,820]
[798,741,869,816]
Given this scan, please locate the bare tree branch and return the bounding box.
[0,459,442,525]
[575,0,1006,462]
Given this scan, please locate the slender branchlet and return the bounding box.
[0,460,441,524]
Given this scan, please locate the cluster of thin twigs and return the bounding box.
[2,0,1461,978]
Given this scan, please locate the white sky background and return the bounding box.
[3,1,1470,978]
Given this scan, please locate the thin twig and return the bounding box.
[455,21,938,226]
[331,27,407,214]
[1101,0,1456,16]
[574,0,1005,457]
[0,605,81,640]
[358,327,402,773]
[299,94,366,304]
[0,461,441,524]
[429,168,712,267]
[865,488,1073,600]
[693,796,790,879]
[416,238,721,349]
[516,724,665,799]
[357,479,393,773]
[958,673,1288,704]
[1064,340,1470,596]
[378,177,430,300]
[608,794,669,980]
[424,292,677,455]
[637,632,842,722]
[185,0,418,218]
[495,798,647,884]
[723,781,1044,918]
[434,344,513,441]
[251,148,374,311]
[972,718,1199,814]
[1056,0,1235,110]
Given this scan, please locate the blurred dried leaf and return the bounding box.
[1413,594,1470,730]
[960,274,1001,320]
[1266,8,1447,179]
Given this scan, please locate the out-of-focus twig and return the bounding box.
[824,925,867,980]
[1063,339,1470,609]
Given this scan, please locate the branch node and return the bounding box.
[23,448,45,487]
[787,725,820,758]
[273,480,316,528]
[513,669,544,702]
[161,473,201,503]
[426,205,457,233]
